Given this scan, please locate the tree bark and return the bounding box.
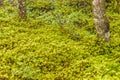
[0,0,3,6]
[18,0,26,19]
[93,0,110,42]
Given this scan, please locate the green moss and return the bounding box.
[0,0,120,80]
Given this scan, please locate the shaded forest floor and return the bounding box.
[0,2,120,80]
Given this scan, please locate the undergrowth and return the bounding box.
[0,0,120,80]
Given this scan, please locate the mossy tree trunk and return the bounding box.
[0,0,3,6]
[18,0,26,19]
[93,0,110,42]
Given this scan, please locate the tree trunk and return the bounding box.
[18,0,26,19]
[0,0,3,6]
[93,0,110,42]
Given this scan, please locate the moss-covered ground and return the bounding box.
[0,0,120,80]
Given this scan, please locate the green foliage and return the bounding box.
[0,0,120,80]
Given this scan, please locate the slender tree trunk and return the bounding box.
[0,0,3,6]
[93,0,110,42]
[18,0,26,19]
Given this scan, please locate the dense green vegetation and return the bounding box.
[0,0,120,80]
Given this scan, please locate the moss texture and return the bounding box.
[0,0,120,80]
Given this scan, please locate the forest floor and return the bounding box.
[0,4,120,80]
